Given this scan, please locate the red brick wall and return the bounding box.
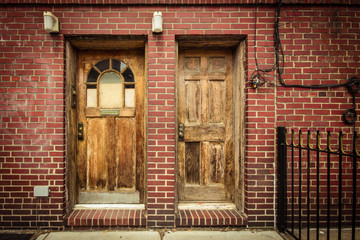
[0,2,359,229]
[276,5,360,230]
[277,5,360,131]
[0,5,65,228]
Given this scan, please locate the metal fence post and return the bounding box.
[277,126,287,232]
[352,131,357,240]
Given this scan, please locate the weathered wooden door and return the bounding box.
[76,50,145,203]
[178,49,234,202]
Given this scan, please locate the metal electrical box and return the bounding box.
[34,186,50,197]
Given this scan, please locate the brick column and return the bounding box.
[147,34,176,228]
[245,5,277,227]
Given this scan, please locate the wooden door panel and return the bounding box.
[208,56,226,73]
[209,142,225,185]
[87,118,115,191]
[184,57,201,72]
[185,81,201,123]
[185,142,200,184]
[209,80,225,124]
[116,118,135,189]
[178,49,233,202]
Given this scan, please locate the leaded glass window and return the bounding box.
[86,59,135,108]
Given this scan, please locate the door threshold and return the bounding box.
[74,204,145,210]
[79,191,140,204]
[178,202,236,210]
[65,205,146,227]
[176,202,247,227]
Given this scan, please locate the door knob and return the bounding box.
[178,123,184,141]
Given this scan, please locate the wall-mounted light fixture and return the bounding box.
[43,11,59,33]
[152,11,163,33]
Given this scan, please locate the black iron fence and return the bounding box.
[277,127,360,240]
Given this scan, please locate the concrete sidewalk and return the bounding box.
[35,230,284,240]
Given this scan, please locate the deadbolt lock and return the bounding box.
[78,123,84,140]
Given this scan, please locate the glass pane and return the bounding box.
[125,88,135,108]
[87,84,97,89]
[121,62,127,71]
[112,59,127,72]
[87,89,97,108]
[87,68,100,83]
[99,72,123,108]
[95,59,110,72]
[122,67,134,83]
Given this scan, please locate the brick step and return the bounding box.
[64,209,146,227]
[176,209,247,227]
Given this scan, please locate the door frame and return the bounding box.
[65,36,148,213]
[175,36,246,212]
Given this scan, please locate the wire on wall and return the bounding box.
[250,3,277,89]
[250,0,360,125]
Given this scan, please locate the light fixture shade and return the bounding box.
[44,11,59,33]
[152,11,163,33]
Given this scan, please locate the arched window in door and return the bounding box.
[86,59,135,108]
